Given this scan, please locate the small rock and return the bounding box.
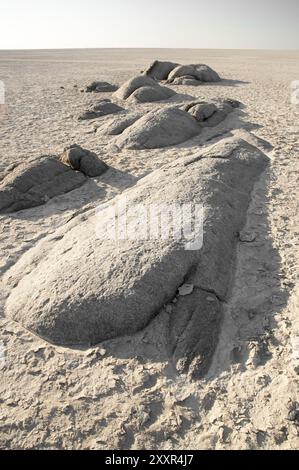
[273,427,288,444]
[99,348,106,356]
[287,401,299,423]
[239,231,257,242]
[178,283,194,296]
[206,296,216,302]
[288,410,299,423]
[85,81,118,93]
[32,346,46,353]
[247,309,257,320]
[291,336,299,360]
[165,304,173,313]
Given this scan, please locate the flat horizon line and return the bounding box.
[1,47,299,52]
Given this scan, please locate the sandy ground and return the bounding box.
[0,49,298,450]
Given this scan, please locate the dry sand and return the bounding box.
[0,49,298,449]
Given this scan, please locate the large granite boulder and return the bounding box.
[4,135,269,374]
[114,107,200,149]
[143,60,179,80]
[142,60,221,85]
[0,156,86,214]
[114,99,240,150]
[167,64,221,83]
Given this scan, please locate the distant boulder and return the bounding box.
[84,81,118,93]
[78,100,124,120]
[59,144,108,177]
[143,60,178,80]
[142,60,221,85]
[0,156,86,213]
[167,64,221,83]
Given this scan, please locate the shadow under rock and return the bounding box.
[207,78,250,87]
[168,79,250,89]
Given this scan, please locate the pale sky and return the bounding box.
[0,0,298,50]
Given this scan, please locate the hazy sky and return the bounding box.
[1,0,298,50]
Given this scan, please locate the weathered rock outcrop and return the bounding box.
[183,99,241,127]
[114,99,240,149]
[114,107,200,149]
[142,61,221,85]
[78,100,124,120]
[167,64,221,83]
[84,81,118,93]
[0,156,86,214]
[113,75,176,103]
[143,60,179,80]
[59,144,108,177]
[4,135,269,377]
